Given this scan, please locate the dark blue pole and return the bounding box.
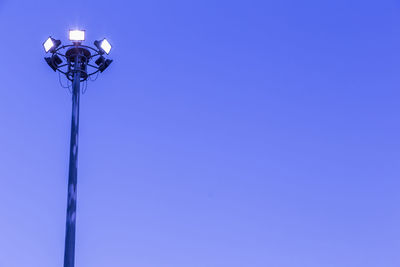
[63,60,81,267]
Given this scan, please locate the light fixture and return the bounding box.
[45,54,62,71]
[69,30,85,42]
[94,38,112,54]
[95,56,113,72]
[43,37,61,53]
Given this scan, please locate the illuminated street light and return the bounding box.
[43,29,113,267]
[94,38,112,54]
[69,29,85,42]
[43,37,61,53]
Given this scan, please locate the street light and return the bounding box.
[94,38,112,54]
[43,29,113,267]
[69,29,85,42]
[95,56,113,72]
[43,37,61,53]
[45,54,62,71]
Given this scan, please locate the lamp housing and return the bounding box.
[95,56,112,72]
[43,37,61,53]
[45,54,62,71]
[94,39,112,54]
[69,30,85,42]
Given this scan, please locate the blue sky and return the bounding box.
[0,0,399,266]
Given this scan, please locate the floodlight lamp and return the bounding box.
[44,38,54,53]
[69,30,85,42]
[43,37,61,53]
[100,39,112,54]
[94,39,112,54]
[95,56,112,72]
[45,54,62,71]
[95,56,105,66]
[100,59,113,72]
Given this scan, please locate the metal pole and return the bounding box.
[64,57,81,267]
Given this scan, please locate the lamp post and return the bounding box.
[43,30,113,267]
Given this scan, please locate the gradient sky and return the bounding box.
[0,0,399,266]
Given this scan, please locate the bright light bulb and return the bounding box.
[69,30,85,41]
[100,39,112,54]
[43,37,54,53]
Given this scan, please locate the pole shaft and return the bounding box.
[64,60,81,267]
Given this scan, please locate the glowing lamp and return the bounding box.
[94,39,112,54]
[69,30,85,42]
[43,37,61,53]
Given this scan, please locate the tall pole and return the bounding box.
[43,30,113,267]
[64,57,81,267]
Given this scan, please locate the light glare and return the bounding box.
[69,30,85,41]
[100,39,112,54]
[44,37,54,53]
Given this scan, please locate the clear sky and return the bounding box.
[0,0,399,266]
